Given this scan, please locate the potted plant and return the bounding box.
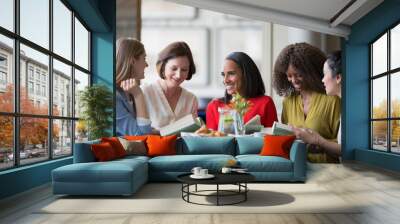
[79,84,113,140]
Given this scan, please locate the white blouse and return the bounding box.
[142,82,198,129]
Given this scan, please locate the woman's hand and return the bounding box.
[292,126,322,146]
[120,79,142,96]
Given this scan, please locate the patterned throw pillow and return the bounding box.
[118,137,147,156]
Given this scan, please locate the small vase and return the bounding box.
[217,107,236,134]
[234,111,245,136]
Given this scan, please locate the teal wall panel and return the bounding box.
[0,158,72,199]
[355,148,400,172]
[345,0,400,171]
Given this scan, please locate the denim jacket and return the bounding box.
[116,88,152,136]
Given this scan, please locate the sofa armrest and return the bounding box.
[289,140,307,181]
[73,140,100,163]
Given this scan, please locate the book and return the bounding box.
[159,114,203,136]
[244,115,263,134]
[271,121,294,136]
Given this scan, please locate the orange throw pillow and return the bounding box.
[101,137,126,158]
[146,135,177,157]
[124,135,148,141]
[259,135,296,159]
[91,142,117,161]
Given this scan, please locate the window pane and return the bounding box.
[20,0,49,49]
[53,119,72,158]
[0,0,14,31]
[20,117,49,165]
[372,33,387,76]
[372,77,387,119]
[53,59,72,117]
[142,28,208,86]
[372,121,388,151]
[74,69,89,118]
[391,72,400,118]
[75,120,88,142]
[74,18,89,70]
[53,0,72,60]
[0,35,14,112]
[217,28,263,87]
[0,116,13,170]
[391,24,400,70]
[391,120,400,153]
[20,44,49,115]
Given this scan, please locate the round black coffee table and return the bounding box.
[177,173,255,206]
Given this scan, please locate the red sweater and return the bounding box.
[206,95,278,130]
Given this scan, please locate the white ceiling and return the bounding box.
[165,0,384,37]
[225,0,352,22]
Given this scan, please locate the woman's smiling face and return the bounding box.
[286,64,303,92]
[163,56,190,88]
[222,59,242,95]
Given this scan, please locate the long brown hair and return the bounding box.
[156,41,196,80]
[116,38,145,85]
[273,42,326,97]
[221,52,265,103]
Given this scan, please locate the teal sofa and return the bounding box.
[52,136,306,196]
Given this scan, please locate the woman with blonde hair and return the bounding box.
[116,38,152,136]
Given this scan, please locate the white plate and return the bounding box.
[190,174,215,179]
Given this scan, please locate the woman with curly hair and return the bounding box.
[206,52,278,130]
[273,43,340,163]
[292,51,343,159]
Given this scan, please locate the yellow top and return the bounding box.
[282,92,341,163]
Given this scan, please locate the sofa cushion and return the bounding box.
[91,142,118,161]
[124,135,148,141]
[101,137,126,158]
[148,154,235,172]
[52,159,146,183]
[235,136,263,155]
[236,155,293,172]
[260,135,296,159]
[118,137,147,156]
[74,139,100,163]
[179,136,235,155]
[147,135,177,157]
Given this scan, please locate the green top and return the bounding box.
[282,92,341,163]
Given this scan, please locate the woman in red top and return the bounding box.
[206,52,278,130]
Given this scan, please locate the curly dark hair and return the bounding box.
[273,42,326,97]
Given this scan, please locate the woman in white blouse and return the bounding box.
[143,41,198,129]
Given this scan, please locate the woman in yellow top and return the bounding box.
[273,43,341,163]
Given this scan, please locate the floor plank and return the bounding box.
[1,162,400,224]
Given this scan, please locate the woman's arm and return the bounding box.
[263,97,278,127]
[116,92,152,136]
[292,127,341,157]
[132,88,149,120]
[191,97,199,118]
[206,100,219,130]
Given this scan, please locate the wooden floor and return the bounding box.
[1,162,400,224]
